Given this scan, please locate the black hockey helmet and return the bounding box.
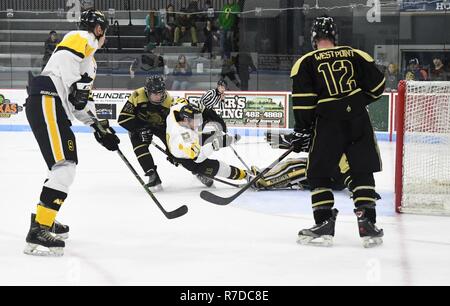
[79,9,109,34]
[145,75,166,94]
[179,104,201,121]
[310,15,338,49]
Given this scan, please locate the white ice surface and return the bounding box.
[1,132,450,285]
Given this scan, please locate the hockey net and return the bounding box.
[395,80,450,215]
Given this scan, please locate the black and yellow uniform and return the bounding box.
[291,45,385,224]
[118,87,174,173]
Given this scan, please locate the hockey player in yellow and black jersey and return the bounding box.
[288,16,385,247]
[24,9,120,256]
[118,75,174,192]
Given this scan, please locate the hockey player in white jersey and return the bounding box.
[24,9,120,256]
[166,99,250,187]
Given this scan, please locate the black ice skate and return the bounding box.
[24,219,65,257]
[354,208,384,248]
[31,213,69,240]
[297,209,339,247]
[145,167,163,192]
[196,174,214,187]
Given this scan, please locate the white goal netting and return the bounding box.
[398,81,450,215]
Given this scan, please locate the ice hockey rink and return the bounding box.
[1,131,450,286]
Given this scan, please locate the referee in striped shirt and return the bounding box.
[195,79,228,133]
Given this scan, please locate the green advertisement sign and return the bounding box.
[186,92,289,128]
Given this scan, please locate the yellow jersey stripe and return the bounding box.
[367,92,383,100]
[293,105,317,110]
[370,78,386,93]
[43,96,64,163]
[118,116,135,125]
[119,113,135,117]
[292,93,318,98]
[318,88,362,104]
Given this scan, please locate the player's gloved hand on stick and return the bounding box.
[166,154,180,167]
[135,127,153,144]
[290,128,312,153]
[212,134,241,151]
[92,120,120,151]
[266,132,293,150]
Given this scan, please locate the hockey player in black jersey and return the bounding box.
[288,16,385,247]
[118,75,175,192]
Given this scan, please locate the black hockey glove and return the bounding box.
[290,129,312,153]
[135,127,153,144]
[92,120,120,151]
[69,73,93,110]
[265,131,293,150]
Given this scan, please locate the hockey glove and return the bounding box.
[212,134,241,151]
[92,120,120,151]
[265,131,293,150]
[135,127,153,144]
[290,129,312,153]
[69,73,93,110]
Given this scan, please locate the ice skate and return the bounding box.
[196,174,214,187]
[24,220,65,257]
[31,213,69,240]
[354,208,384,248]
[297,209,338,247]
[145,167,163,192]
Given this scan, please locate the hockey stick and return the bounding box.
[229,145,251,171]
[88,111,188,219]
[200,147,295,205]
[151,141,243,188]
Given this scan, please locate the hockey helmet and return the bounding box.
[310,15,338,50]
[145,75,166,94]
[79,9,109,34]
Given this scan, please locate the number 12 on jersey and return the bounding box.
[318,60,356,96]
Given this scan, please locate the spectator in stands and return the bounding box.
[201,20,219,58]
[129,46,165,88]
[144,8,163,46]
[41,30,59,71]
[172,55,193,90]
[385,63,399,91]
[174,7,198,46]
[234,52,256,91]
[161,4,177,45]
[220,57,240,89]
[405,58,428,81]
[203,0,216,22]
[218,0,240,59]
[430,55,448,81]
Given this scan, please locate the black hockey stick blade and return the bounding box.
[164,204,188,219]
[200,189,236,205]
[200,147,294,205]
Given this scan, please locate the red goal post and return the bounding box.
[395,80,450,215]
